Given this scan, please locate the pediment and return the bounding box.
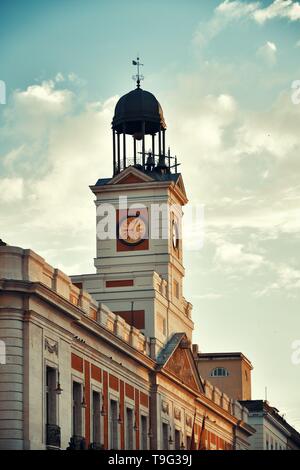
[109,167,154,185]
[159,334,204,393]
[175,174,188,200]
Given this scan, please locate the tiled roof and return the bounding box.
[95,170,181,187]
[240,400,300,444]
[156,332,185,366]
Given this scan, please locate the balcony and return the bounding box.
[89,442,103,450]
[46,424,61,449]
[67,435,87,450]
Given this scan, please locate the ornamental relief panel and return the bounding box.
[161,401,169,415]
[45,337,58,355]
[165,347,198,392]
[174,407,181,420]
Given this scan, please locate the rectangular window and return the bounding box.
[46,366,57,426]
[175,429,181,450]
[92,391,101,446]
[45,367,61,448]
[73,382,82,437]
[126,407,134,450]
[106,279,134,288]
[141,415,148,450]
[186,435,192,450]
[110,399,118,449]
[157,314,167,336]
[173,280,179,299]
[162,423,169,450]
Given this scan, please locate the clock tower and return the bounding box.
[72,67,194,357]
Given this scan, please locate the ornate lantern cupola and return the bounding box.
[111,57,178,176]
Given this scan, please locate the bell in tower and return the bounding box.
[111,57,169,175]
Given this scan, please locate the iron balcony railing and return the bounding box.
[46,424,61,448]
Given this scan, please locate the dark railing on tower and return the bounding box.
[111,58,180,177]
[117,149,180,174]
[112,125,177,176]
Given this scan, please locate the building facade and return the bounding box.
[0,247,253,450]
[240,401,300,450]
[193,348,300,450]
[193,349,253,401]
[0,82,256,450]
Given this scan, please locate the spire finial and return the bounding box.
[132,56,144,88]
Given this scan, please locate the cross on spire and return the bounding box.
[132,56,144,88]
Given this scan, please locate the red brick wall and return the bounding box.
[84,361,91,445]
[71,353,83,372]
[71,354,149,450]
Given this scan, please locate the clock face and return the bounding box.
[118,214,147,246]
[172,220,179,249]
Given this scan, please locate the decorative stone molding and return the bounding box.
[162,401,169,415]
[182,299,193,319]
[45,338,58,355]
[0,246,151,358]
[114,315,126,338]
[221,392,230,411]
[153,272,168,297]
[204,380,213,400]
[106,311,116,332]
[174,407,181,420]
[212,386,222,406]
[0,246,98,314]
[186,415,192,427]
[232,400,243,420]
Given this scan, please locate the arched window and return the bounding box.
[210,367,229,377]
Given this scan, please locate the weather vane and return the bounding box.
[132,56,144,88]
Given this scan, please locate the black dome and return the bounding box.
[112,87,166,135]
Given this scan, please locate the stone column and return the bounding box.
[0,300,24,450]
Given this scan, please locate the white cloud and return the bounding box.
[216,0,260,18]
[256,264,300,296]
[17,80,72,106]
[194,0,300,47]
[253,0,300,24]
[214,239,265,272]
[1,64,300,286]
[235,91,300,160]
[0,177,24,202]
[217,0,300,23]
[277,265,300,288]
[0,77,117,273]
[55,72,64,83]
[1,80,74,142]
[2,145,26,169]
[167,91,237,166]
[257,41,277,65]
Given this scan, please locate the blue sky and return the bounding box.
[1,0,299,102]
[1,0,300,430]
